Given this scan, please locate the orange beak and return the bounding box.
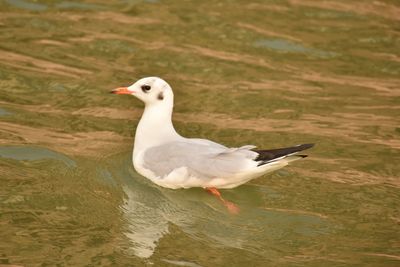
[110,87,133,95]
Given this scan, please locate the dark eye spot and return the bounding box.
[141,85,151,92]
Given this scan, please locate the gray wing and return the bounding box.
[187,138,227,149]
[142,141,258,179]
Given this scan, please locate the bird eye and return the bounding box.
[141,85,151,92]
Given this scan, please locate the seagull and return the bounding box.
[111,77,314,213]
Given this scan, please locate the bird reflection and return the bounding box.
[112,154,330,259]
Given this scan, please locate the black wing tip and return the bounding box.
[254,143,315,163]
[257,154,308,166]
[296,143,315,150]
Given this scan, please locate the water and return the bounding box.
[0,0,399,266]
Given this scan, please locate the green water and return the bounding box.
[0,0,399,266]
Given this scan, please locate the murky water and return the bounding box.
[0,0,399,266]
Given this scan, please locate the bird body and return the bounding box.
[112,77,314,191]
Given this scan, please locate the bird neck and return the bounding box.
[133,102,181,158]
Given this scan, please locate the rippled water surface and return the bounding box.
[0,0,399,266]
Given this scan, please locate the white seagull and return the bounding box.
[112,77,314,213]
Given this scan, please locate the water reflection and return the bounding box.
[0,108,11,116]
[4,0,104,11]
[121,184,169,258]
[0,145,76,167]
[5,0,47,11]
[112,153,331,259]
[254,38,338,58]
[1,0,399,265]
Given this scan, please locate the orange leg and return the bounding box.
[205,187,239,214]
